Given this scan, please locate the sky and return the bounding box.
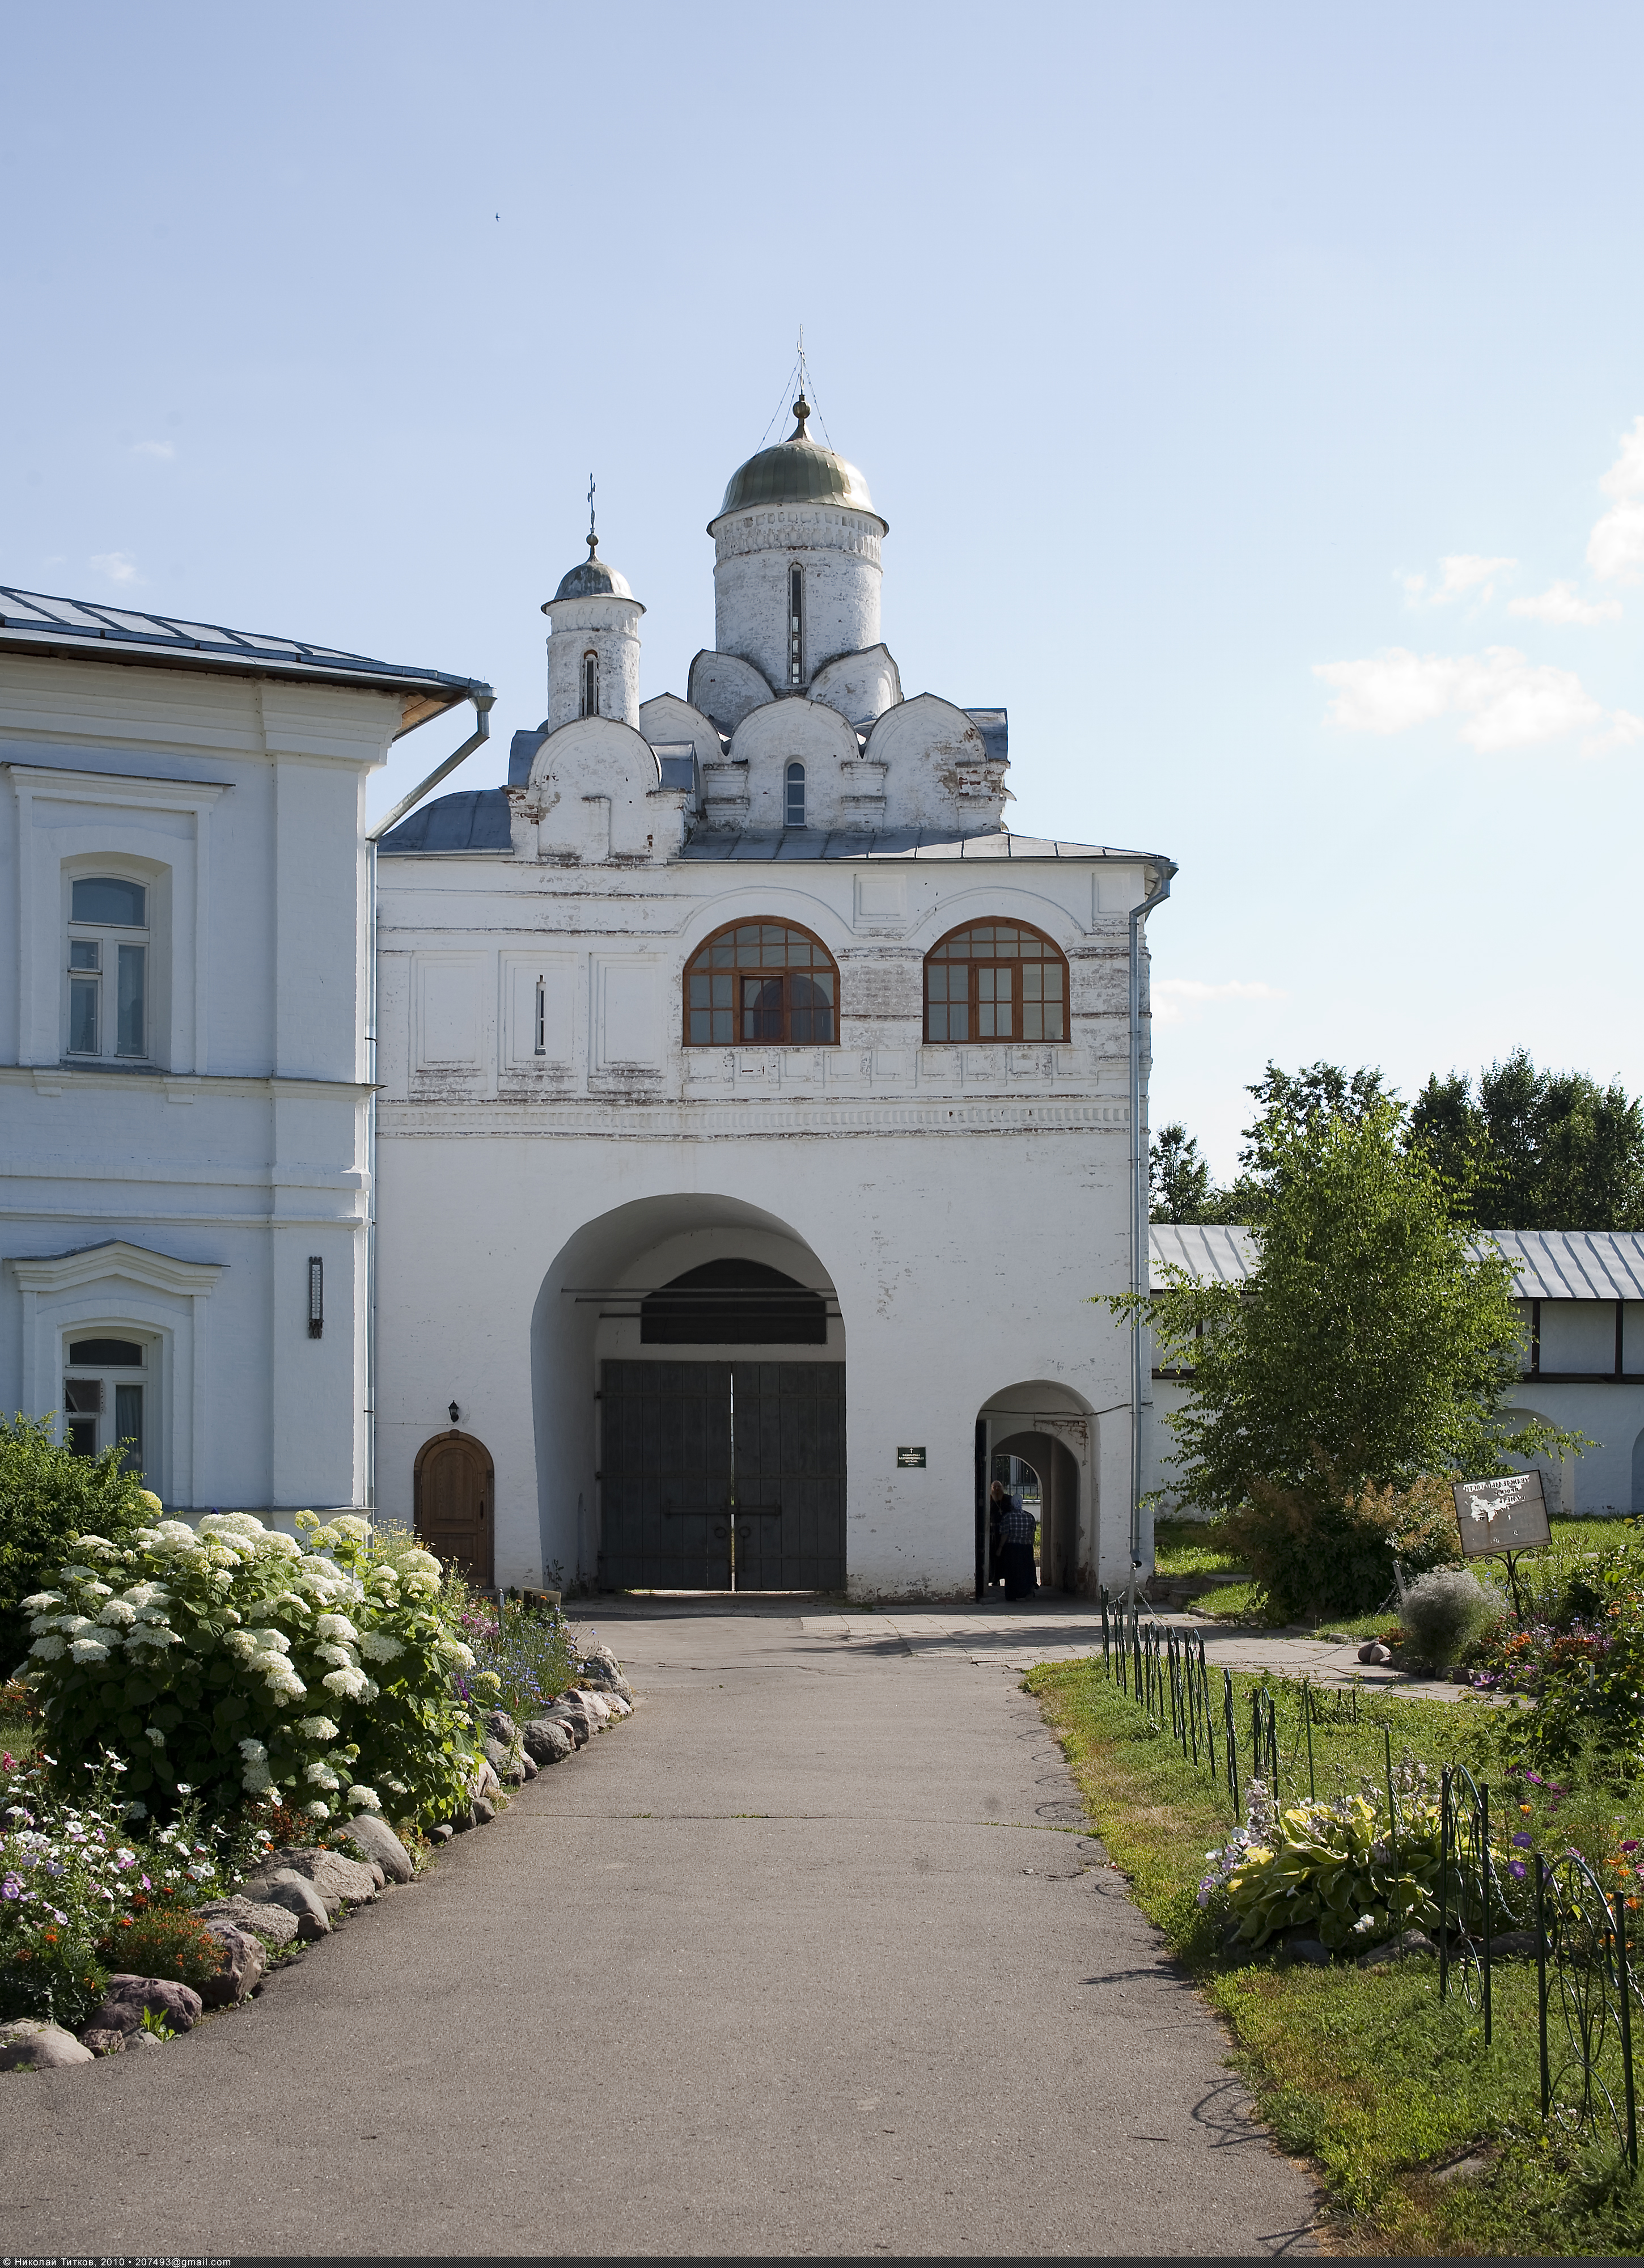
[5,2,1643,1179]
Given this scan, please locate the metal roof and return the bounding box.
[378,787,512,853]
[0,586,489,738]
[1149,1223,1644,1300]
[713,405,884,534]
[677,827,1148,862]
[964,709,1008,766]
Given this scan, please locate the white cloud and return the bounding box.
[1508,580,1622,625]
[1315,645,1643,754]
[1151,978,1285,1027]
[1587,413,1644,584]
[89,552,140,586]
[130,439,175,462]
[1403,554,1516,607]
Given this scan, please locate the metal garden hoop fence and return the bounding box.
[1092,1589,1643,2168]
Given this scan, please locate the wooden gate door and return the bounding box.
[730,1362,846,1592]
[599,1360,732,1589]
[414,1429,494,1585]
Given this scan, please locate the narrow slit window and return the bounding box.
[785,762,806,830]
[788,565,803,687]
[308,1256,324,1339]
[581,651,598,718]
[535,975,546,1055]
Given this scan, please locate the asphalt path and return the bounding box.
[5,1603,1320,2258]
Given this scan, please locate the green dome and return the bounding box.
[712,397,885,531]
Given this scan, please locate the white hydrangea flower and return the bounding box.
[304,1800,332,1819]
[86,1581,113,1598]
[122,1583,162,1607]
[28,1635,65,1661]
[262,1532,302,1559]
[399,1549,441,1577]
[357,1631,404,1662]
[315,1614,359,1643]
[241,1761,274,1794]
[99,1600,137,1627]
[359,1677,380,1703]
[20,1591,63,1611]
[60,1615,94,1637]
[315,1643,357,1670]
[345,1784,382,1812]
[70,1636,112,1662]
[295,1716,340,1741]
[238,1737,268,1762]
[151,1520,197,1547]
[254,1627,291,1655]
[304,1763,341,1791]
[198,1512,268,1543]
[384,1778,409,1797]
[331,1515,373,1542]
[146,1725,167,1747]
[126,1623,181,1650]
[223,1630,261,1661]
[137,1491,163,1515]
[437,1638,476,1670]
[321,1666,368,1700]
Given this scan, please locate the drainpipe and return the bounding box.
[1128,858,1176,1607]
[362,692,495,1517]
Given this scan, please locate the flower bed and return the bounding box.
[2,1514,639,2071]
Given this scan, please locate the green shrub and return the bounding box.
[1399,1567,1503,1667]
[18,1511,478,1828]
[100,1905,224,1992]
[0,1415,156,1675]
[1221,1470,1463,1622]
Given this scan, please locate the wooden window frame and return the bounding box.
[922,920,1070,1046]
[683,919,840,1049]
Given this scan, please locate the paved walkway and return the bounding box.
[8,1606,1320,2258]
[802,1596,1494,1707]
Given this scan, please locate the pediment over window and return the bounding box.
[9,1239,226,1298]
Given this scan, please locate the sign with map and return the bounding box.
[1453,1470,1552,1556]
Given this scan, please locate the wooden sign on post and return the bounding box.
[1453,1470,1551,1618]
[1453,1470,1553,1557]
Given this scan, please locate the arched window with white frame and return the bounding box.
[66,873,150,1062]
[62,1332,152,1475]
[785,761,806,829]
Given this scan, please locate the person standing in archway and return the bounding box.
[994,1479,1037,1602]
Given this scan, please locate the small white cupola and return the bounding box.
[541,484,645,730]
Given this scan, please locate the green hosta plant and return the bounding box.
[16,1512,478,1829]
[1204,1774,1464,1953]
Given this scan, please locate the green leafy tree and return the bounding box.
[1408,1050,1644,1229]
[0,1415,154,1675]
[1113,1094,1577,1613]
[1150,1123,1216,1222]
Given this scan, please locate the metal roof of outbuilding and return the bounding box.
[1149,1224,1644,1300]
[0,585,489,738]
[677,827,1147,862]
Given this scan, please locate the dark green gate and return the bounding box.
[597,1359,844,1592]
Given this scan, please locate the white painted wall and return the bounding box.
[0,653,392,1517]
[710,503,883,695]
[375,847,1151,1597]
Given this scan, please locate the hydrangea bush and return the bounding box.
[15,1511,479,1828]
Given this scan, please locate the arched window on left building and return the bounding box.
[66,874,149,1061]
[685,921,838,1046]
[63,1332,150,1475]
[581,650,599,718]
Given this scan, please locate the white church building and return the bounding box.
[1,397,1175,1601]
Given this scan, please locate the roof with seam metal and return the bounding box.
[1149,1224,1644,1301]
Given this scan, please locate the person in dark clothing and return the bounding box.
[997,1484,1038,1602]
[987,1479,1007,1589]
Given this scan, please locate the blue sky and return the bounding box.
[5,2,1642,1177]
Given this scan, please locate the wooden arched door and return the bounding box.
[414,1429,494,1587]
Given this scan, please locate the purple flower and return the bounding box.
[1,1875,21,1900]
[1622,1842,1641,1855]
[1509,1860,1528,1880]
[1512,1831,1532,1848]
[1526,1772,1544,1785]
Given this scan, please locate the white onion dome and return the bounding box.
[710,397,885,535]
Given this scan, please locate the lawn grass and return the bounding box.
[1027,1655,1644,2256]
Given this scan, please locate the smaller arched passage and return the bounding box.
[415,1429,494,1587]
[991,1431,1081,1595]
[976,1382,1097,1599]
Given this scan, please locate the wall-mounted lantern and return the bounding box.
[448,1400,460,1425]
[307,1257,323,1340]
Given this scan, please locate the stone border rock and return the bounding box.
[1,1652,637,2072]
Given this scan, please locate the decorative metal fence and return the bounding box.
[1092,1589,1642,2167]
